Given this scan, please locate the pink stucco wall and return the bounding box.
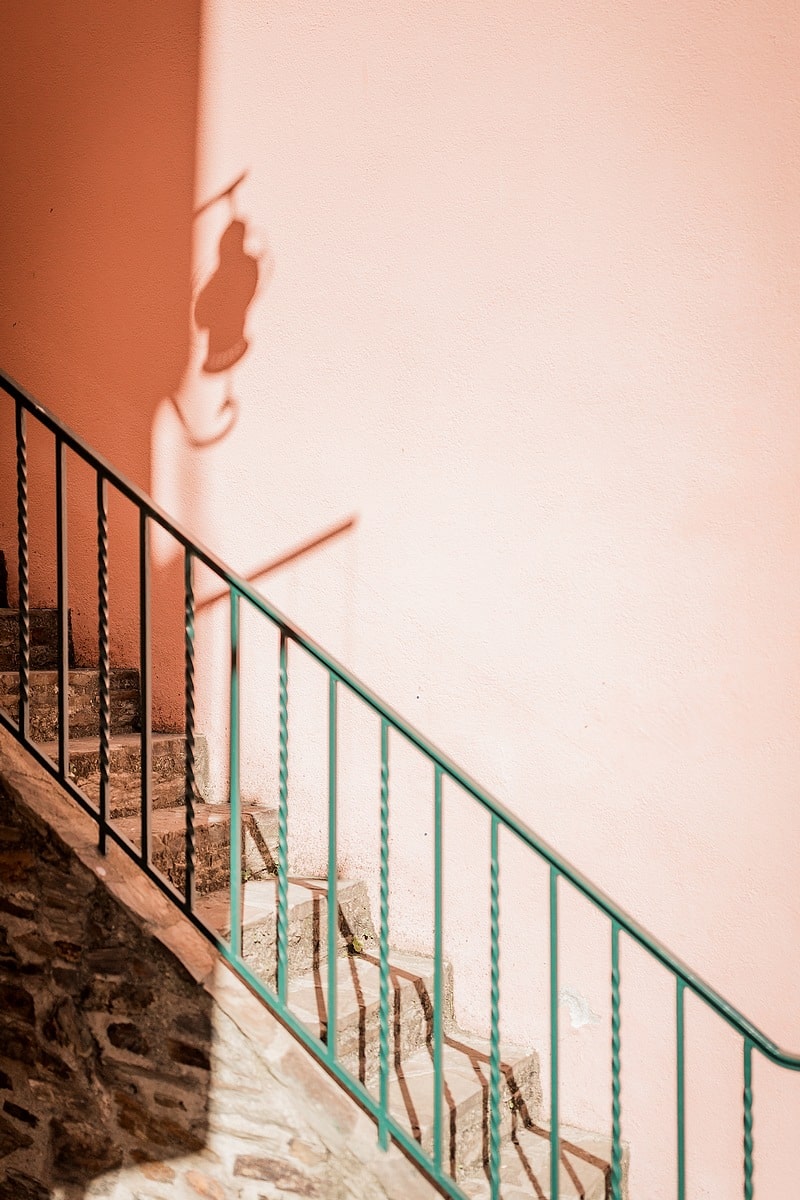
[162,3,800,1194]
[3,2,800,1194]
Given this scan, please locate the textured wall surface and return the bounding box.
[0,730,440,1200]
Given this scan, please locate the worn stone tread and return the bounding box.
[383,1032,542,1177]
[111,802,279,894]
[194,877,376,987]
[288,947,455,1083]
[459,1123,615,1199]
[38,733,209,816]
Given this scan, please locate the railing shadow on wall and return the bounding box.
[3,369,800,1200]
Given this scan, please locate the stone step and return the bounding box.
[38,733,209,818]
[194,877,377,987]
[113,802,280,896]
[288,947,455,1086]
[0,667,140,740]
[0,607,75,670]
[459,1123,616,1199]
[386,1031,542,1179]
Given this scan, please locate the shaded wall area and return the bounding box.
[0,1,201,724]
[0,749,213,1197]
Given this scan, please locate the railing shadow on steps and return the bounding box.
[1,367,798,1200]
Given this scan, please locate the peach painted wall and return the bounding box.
[3,1,800,1194]
[155,2,800,1195]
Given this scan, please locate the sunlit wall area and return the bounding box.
[169,2,800,1192]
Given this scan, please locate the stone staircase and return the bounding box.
[0,576,616,1198]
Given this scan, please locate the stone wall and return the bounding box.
[0,729,439,1200]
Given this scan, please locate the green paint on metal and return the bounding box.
[433,764,444,1173]
[229,588,242,960]
[611,919,622,1200]
[327,672,338,1062]
[489,814,501,1200]
[550,865,560,1200]
[277,630,290,1004]
[378,716,390,1150]
[676,977,685,1200]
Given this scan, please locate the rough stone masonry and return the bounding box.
[0,729,440,1200]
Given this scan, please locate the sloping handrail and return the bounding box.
[1,366,796,1200]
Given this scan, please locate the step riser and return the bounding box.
[0,608,75,671]
[0,669,140,740]
[333,962,455,1085]
[65,737,209,818]
[420,1053,542,1178]
[143,808,278,896]
[245,886,377,987]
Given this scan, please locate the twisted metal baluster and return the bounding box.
[15,400,29,740]
[611,920,623,1200]
[432,764,444,1173]
[55,436,69,779]
[229,587,242,958]
[488,814,501,1200]
[97,473,110,854]
[743,1040,754,1200]
[676,977,686,1200]
[277,630,289,1004]
[378,717,390,1149]
[326,673,338,1058]
[184,548,197,909]
[550,866,560,1200]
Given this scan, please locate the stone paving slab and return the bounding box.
[460,1123,616,1199]
[385,1033,542,1177]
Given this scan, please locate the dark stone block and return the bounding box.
[1,1027,37,1066]
[0,1171,49,1200]
[2,1099,37,1126]
[51,1116,123,1184]
[107,1022,149,1057]
[0,1110,33,1155]
[0,895,35,920]
[0,983,35,1025]
[0,1070,11,1090]
[166,1039,210,1072]
[174,1010,212,1040]
[53,940,82,963]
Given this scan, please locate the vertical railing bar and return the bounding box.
[229,587,242,959]
[326,672,338,1058]
[55,435,69,779]
[550,864,560,1200]
[97,472,110,855]
[138,509,152,866]
[611,919,623,1200]
[277,630,290,1004]
[743,1039,754,1200]
[676,977,686,1200]
[432,763,444,1174]
[184,548,197,910]
[378,715,391,1149]
[489,813,501,1200]
[15,399,30,741]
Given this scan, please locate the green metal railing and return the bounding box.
[2,367,799,1198]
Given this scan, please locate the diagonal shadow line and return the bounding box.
[196,516,357,612]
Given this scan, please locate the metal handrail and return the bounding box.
[1,365,795,1200]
